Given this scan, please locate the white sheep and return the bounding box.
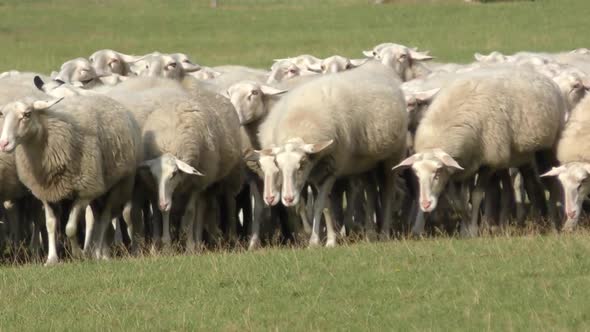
[374,44,433,81]
[258,62,407,246]
[0,94,142,265]
[394,66,566,236]
[306,55,368,74]
[541,94,590,231]
[89,49,141,76]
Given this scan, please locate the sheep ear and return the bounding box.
[392,154,419,171]
[139,159,154,169]
[362,50,375,58]
[183,62,201,73]
[307,63,322,73]
[32,97,63,111]
[303,139,333,154]
[33,76,45,91]
[474,53,485,61]
[220,90,230,99]
[409,50,433,61]
[405,95,417,112]
[175,159,204,176]
[260,85,287,96]
[350,58,369,67]
[415,88,440,102]
[432,149,463,170]
[541,166,566,177]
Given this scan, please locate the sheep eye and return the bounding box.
[289,69,297,74]
[183,59,191,64]
[89,58,94,63]
[23,111,31,119]
[345,64,352,70]
[251,90,259,96]
[321,65,325,71]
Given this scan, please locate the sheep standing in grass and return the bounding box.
[0,95,141,265]
[542,94,590,231]
[394,67,566,236]
[140,88,242,250]
[259,62,407,246]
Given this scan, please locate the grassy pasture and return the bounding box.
[1,0,590,330]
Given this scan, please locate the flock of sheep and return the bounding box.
[1,43,590,266]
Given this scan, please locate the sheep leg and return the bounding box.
[309,176,336,247]
[83,205,95,253]
[498,170,514,226]
[482,174,500,231]
[224,192,238,244]
[364,178,379,241]
[411,208,426,237]
[64,199,88,258]
[4,200,20,249]
[324,199,338,248]
[297,196,312,235]
[193,195,207,250]
[112,218,123,246]
[183,191,198,252]
[343,178,362,236]
[380,172,400,239]
[121,199,143,254]
[462,170,493,237]
[249,180,263,250]
[161,210,172,247]
[520,165,546,221]
[42,201,59,266]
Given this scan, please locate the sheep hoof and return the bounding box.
[248,238,261,251]
[70,246,84,259]
[44,256,59,267]
[325,239,337,248]
[308,237,321,248]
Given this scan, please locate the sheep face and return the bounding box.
[270,138,333,207]
[140,154,203,212]
[246,150,282,206]
[393,149,463,212]
[170,53,201,73]
[473,51,508,63]
[56,58,101,88]
[134,54,199,81]
[0,98,63,152]
[89,50,127,76]
[541,163,590,231]
[307,56,366,74]
[267,60,300,84]
[226,82,286,125]
[376,46,432,80]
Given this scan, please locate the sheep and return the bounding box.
[0,80,48,250]
[258,61,407,246]
[393,66,566,236]
[132,53,200,80]
[88,49,141,76]
[267,60,313,84]
[54,58,106,88]
[306,55,368,74]
[272,54,321,69]
[374,44,433,81]
[541,94,590,231]
[0,94,142,265]
[140,87,242,250]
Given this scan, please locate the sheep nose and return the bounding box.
[0,139,9,151]
[567,210,577,219]
[283,196,294,204]
[159,201,171,212]
[421,200,431,210]
[265,195,275,205]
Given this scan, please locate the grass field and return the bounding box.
[2,0,590,330]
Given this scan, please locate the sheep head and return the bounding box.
[393,149,463,212]
[268,60,301,84]
[225,81,287,125]
[245,149,282,206]
[263,138,333,207]
[375,45,432,81]
[0,97,63,152]
[307,56,367,74]
[541,162,590,231]
[140,153,204,212]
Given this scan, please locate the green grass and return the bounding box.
[0,0,589,72]
[2,235,590,330]
[2,0,590,330]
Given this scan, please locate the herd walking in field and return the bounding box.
[1,43,590,266]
